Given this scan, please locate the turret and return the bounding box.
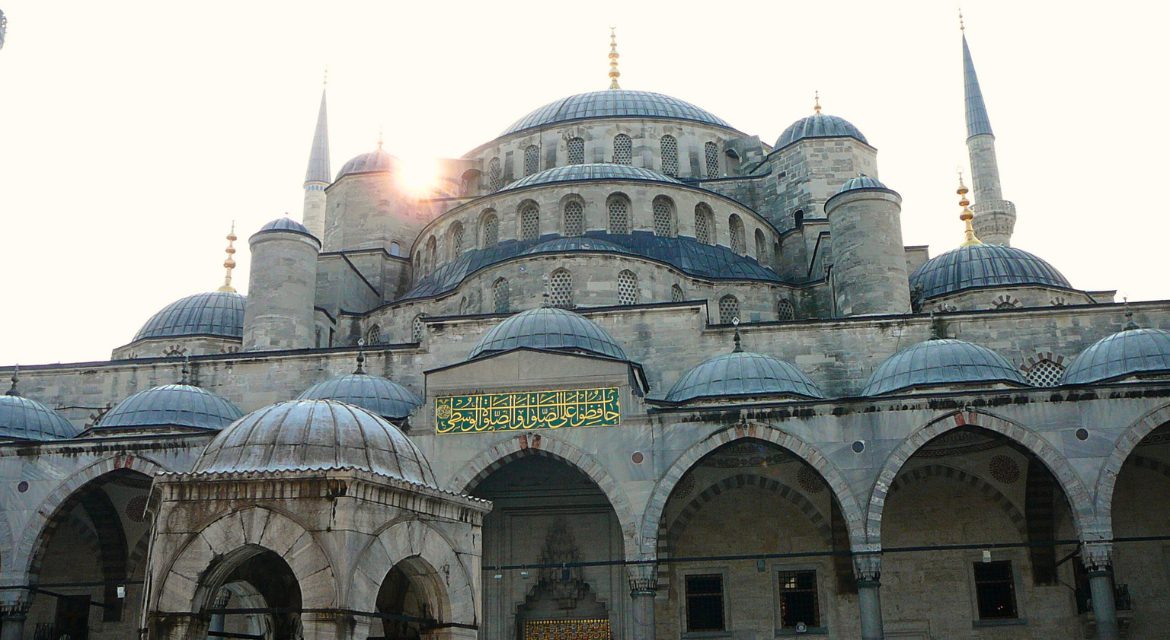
[824,175,911,316]
[963,28,1016,245]
[242,218,320,351]
[302,84,331,240]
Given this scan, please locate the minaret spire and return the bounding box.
[961,20,1016,246]
[217,222,238,293]
[301,73,331,240]
[608,28,621,90]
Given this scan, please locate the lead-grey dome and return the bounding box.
[193,400,437,486]
[503,164,681,192]
[909,244,1071,301]
[861,339,1027,396]
[836,175,887,193]
[133,291,246,342]
[469,307,627,361]
[1062,327,1170,384]
[257,217,312,235]
[501,90,732,137]
[775,112,868,149]
[336,147,395,180]
[0,394,78,441]
[97,384,243,432]
[297,373,422,420]
[665,351,824,403]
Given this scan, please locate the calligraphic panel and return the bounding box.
[524,618,612,640]
[435,387,619,434]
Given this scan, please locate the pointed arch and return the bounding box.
[1094,402,1170,536]
[665,474,833,545]
[885,464,1029,540]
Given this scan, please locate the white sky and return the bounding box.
[1,1,1167,365]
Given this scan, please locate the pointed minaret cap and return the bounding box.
[962,18,994,139]
[217,222,238,293]
[608,27,621,90]
[304,79,331,186]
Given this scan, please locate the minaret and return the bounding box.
[962,18,1016,245]
[608,27,621,90]
[302,77,331,241]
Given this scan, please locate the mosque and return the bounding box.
[1,25,1169,640]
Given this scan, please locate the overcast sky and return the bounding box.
[1,1,1166,365]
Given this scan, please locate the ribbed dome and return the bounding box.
[469,307,627,361]
[503,164,681,192]
[909,244,1071,301]
[297,373,422,420]
[193,400,437,485]
[861,339,1027,396]
[97,384,243,431]
[775,113,868,149]
[1062,328,1170,384]
[336,147,395,180]
[501,90,732,137]
[133,291,245,342]
[523,236,626,255]
[666,351,824,403]
[0,394,78,441]
[837,175,887,193]
[257,217,312,235]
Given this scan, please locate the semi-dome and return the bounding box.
[523,236,626,255]
[336,146,395,180]
[297,373,422,420]
[469,307,628,361]
[836,175,887,194]
[193,399,437,486]
[861,338,1027,396]
[0,393,78,441]
[96,384,243,432]
[909,244,1071,301]
[1062,327,1170,384]
[133,291,245,342]
[665,351,824,403]
[503,164,681,192]
[775,112,868,150]
[501,90,732,137]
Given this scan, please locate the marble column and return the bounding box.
[1082,542,1120,640]
[853,552,884,640]
[628,562,657,640]
[0,612,26,640]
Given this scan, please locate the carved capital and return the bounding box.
[852,552,882,584]
[1081,541,1114,573]
[627,561,658,596]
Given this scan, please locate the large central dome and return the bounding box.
[501,90,732,137]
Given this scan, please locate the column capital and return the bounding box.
[852,551,882,584]
[627,561,658,596]
[1081,540,1114,573]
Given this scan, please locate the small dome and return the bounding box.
[501,90,732,137]
[297,373,422,420]
[862,339,1027,396]
[133,291,245,342]
[469,307,627,361]
[256,217,313,236]
[666,351,824,403]
[193,400,437,486]
[909,244,1071,301]
[837,175,887,193]
[336,147,395,180]
[0,394,78,441]
[523,236,626,255]
[97,384,243,431]
[503,164,681,192]
[1062,328,1170,384]
[775,112,868,149]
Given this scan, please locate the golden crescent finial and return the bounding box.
[959,8,966,32]
[608,27,621,90]
[957,171,981,247]
[814,90,822,114]
[217,221,239,292]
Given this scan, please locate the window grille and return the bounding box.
[564,201,584,236]
[488,157,503,191]
[973,561,1018,620]
[524,145,539,176]
[704,141,719,177]
[521,204,540,241]
[617,270,638,305]
[608,197,630,234]
[653,197,675,237]
[450,223,464,257]
[412,315,425,342]
[567,137,585,165]
[778,298,795,321]
[613,134,632,165]
[718,295,740,324]
[729,215,746,254]
[660,135,679,176]
[365,325,382,345]
[493,279,510,313]
[1026,359,1064,387]
[549,269,573,308]
[684,574,725,632]
[481,213,499,247]
[755,229,767,262]
[778,570,820,629]
[695,205,713,245]
[672,284,685,302]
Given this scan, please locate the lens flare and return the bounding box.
[396,156,439,196]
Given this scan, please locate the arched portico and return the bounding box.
[1093,402,1170,536]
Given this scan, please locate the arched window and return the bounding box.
[672,284,685,302]
[493,278,510,313]
[459,297,468,315]
[754,229,767,262]
[412,315,425,342]
[1026,359,1065,387]
[488,157,503,191]
[613,134,632,165]
[660,135,679,176]
[389,241,401,257]
[718,295,740,324]
[704,141,719,178]
[460,169,480,197]
[563,200,585,237]
[425,236,437,271]
[777,298,795,321]
[729,214,746,254]
[520,203,540,241]
[793,210,804,228]
[617,270,638,305]
[365,324,382,345]
[567,137,585,165]
[607,195,630,234]
[548,269,573,309]
[481,211,499,247]
[524,145,540,176]
[449,222,465,259]
[653,196,676,238]
[694,204,714,245]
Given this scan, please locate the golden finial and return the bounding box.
[814,91,822,114]
[323,65,328,86]
[608,27,621,90]
[957,171,982,247]
[377,127,384,150]
[217,221,238,292]
[959,8,966,32]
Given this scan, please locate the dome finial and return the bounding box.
[959,7,965,32]
[731,317,743,352]
[957,171,982,247]
[377,127,384,150]
[608,27,621,90]
[814,90,822,114]
[355,338,367,374]
[541,274,552,308]
[6,364,19,397]
[217,221,238,293]
[180,355,190,385]
[1123,297,1140,330]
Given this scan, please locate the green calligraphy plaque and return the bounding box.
[435,387,620,434]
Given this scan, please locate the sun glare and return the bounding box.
[396,156,440,196]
